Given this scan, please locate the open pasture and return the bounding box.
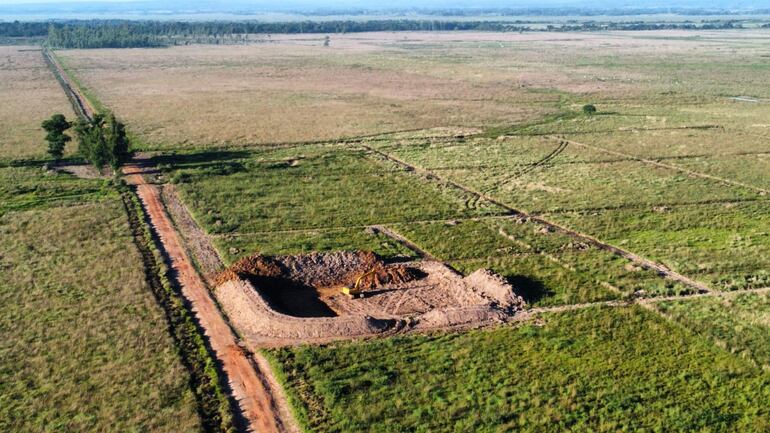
[56,30,770,150]
[0,171,201,432]
[0,46,75,160]
[39,28,770,432]
[271,306,770,432]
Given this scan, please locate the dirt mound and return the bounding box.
[275,250,379,288]
[355,264,425,291]
[214,251,527,346]
[215,254,282,286]
[464,269,526,310]
[216,250,420,290]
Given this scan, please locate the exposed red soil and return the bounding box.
[123,164,298,433]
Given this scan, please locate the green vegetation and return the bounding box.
[74,113,131,171]
[550,201,770,290]
[41,113,72,160]
[157,146,506,251]
[30,18,762,49]
[0,192,201,432]
[392,217,683,305]
[272,306,770,432]
[657,293,770,370]
[12,27,770,432]
[0,166,112,216]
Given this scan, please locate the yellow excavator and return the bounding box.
[340,268,379,299]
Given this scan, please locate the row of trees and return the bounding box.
[42,113,131,172]
[47,24,162,49]
[32,18,754,49]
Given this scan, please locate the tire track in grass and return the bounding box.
[548,135,770,196]
[362,144,714,294]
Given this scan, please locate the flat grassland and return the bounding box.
[0,46,75,160]
[272,306,770,432]
[50,29,770,431]
[0,166,201,431]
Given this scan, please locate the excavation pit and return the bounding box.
[215,251,526,346]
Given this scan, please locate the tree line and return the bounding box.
[42,113,131,172]
[0,19,750,49]
[0,18,757,49]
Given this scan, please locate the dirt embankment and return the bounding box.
[162,184,226,283]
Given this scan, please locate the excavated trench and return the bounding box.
[252,278,337,318]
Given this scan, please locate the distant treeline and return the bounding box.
[0,21,48,37]
[307,7,770,17]
[0,19,756,49]
[47,24,164,48]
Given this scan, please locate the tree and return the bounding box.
[582,104,597,115]
[105,113,130,170]
[74,113,131,172]
[41,114,72,160]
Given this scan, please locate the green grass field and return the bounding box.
[0,170,202,432]
[657,293,770,370]
[271,306,770,432]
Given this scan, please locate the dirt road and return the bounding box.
[123,164,298,433]
[44,47,297,433]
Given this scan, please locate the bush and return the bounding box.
[582,104,597,115]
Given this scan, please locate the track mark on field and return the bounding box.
[43,48,95,120]
[548,135,770,196]
[369,225,436,261]
[362,144,714,294]
[523,286,770,318]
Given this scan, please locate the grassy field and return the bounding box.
[28,29,770,431]
[56,31,770,150]
[271,306,770,432]
[134,30,770,302]
[657,293,770,370]
[0,168,202,431]
[0,46,75,161]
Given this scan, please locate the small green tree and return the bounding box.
[74,114,107,170]
[105,113,130,170]
[582,104,597,115]
[74,113,130,172]
[41,114,72,160]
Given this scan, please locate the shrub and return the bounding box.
[582,104,597,115]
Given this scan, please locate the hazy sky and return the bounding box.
[1,0,762,5]
[1,0,765,11]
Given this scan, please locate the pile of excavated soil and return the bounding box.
[353,264,424,291]
[465,269,527,310]
[217,250,382,288]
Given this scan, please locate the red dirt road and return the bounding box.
[123,164,294,433]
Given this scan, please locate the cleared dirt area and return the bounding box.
[216,250,526,346]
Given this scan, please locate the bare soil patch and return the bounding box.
[215,250,526,346]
